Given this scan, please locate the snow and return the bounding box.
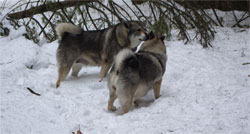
[1,0,250,132]
[1,25,249,134]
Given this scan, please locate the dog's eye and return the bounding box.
[137,29,141,32]
[112,85,116,90]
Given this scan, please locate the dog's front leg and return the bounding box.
[108,85,117,111]
[71,63,83,77]
[99,63,112,82]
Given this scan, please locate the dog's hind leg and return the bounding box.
[99,63,112,82]
[133,100,140,107]
[153,78,162,99]
[56,55,75,88]
[120,96,133,115]
[56,65,71,88]
[56,47,79,88]
[71,63,83,77]
[118,92,133,115]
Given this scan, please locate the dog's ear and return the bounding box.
[141,20,147,26]
[122,21,130,29]
[147,31,154,40]
[117,22,129,47]
[149,31,154,36]
[160,36,165,41]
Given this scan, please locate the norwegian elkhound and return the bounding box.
[55,21,147,88]
[107,31,167,114]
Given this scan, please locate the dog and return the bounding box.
[107,31,167,114]
[55,21,147,88]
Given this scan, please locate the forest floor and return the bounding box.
[1,26,250,134]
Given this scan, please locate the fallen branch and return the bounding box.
[8,0,99,20]
[26,87,41,96]
[242,62,250,65]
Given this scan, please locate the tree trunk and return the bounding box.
[249,0,250,15]
[132,0,249,12]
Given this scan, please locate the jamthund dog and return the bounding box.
[55,21,147,88]
[107,32,167,114]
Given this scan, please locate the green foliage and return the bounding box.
[4,0,222,48]
[150,19,172,41]
[0,22,10,36]
[24,25,39,44]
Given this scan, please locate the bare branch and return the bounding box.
[26,87,41,96]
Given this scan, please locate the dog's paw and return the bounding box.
[108,106,117,111]
[155,94,161,99]
[99,78,103,82]
[134,100,140,107]
[119,111,129,115]
[71,73,78,77]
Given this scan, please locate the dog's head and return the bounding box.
[140,31,166,55]
[116,21,148,48]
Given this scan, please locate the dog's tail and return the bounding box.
[115,49,139,72]
[56,23,82,41]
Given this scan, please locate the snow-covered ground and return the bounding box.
[1,25,249,134]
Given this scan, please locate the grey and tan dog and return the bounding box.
[107,32,167,114]
[55,21,147,88]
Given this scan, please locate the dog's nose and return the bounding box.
[143,32,150,41]
[140,28,147,34]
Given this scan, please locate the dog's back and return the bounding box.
[114,35,167,88]
[114,51,163,86]
[57,23,107,54]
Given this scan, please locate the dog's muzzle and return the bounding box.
[139,32,148,41]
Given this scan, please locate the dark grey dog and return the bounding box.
[107,32,167,114]
[55,21,147,88]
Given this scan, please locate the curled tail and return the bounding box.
[115,49,139,72]
[56,23,82,41]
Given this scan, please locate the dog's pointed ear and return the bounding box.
[117,21,130,47]
[149,31,154,36]
[160,36,165,41]
[148,31,154,39]
[142,20,147,26]
[122,21,130,29]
